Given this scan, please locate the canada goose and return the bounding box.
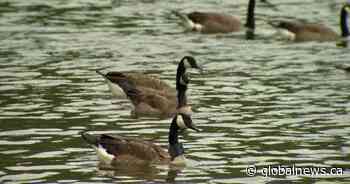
[173,0,257,37]
[81,113,200,166]
[335,64,350,72]
[269,2,350,42]
[97,56,202,118]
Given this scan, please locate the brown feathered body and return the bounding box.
[91,134,171,165]
[274,21,339,42]
[106,72,176,99]
[174,0,257,34]
[187,12,241,33]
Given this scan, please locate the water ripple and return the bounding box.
[0,0,349,183]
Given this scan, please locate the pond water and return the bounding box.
[0,0,349,183]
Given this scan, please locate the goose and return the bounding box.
[81,113,200,166]
[173,0,257,37]
[269,1,350,43]
[335,64,350,72]
[97,56,202,118]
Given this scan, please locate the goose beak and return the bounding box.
[181,113,201,132]
[188,124,201,132]
[186,119,200,132]
[179,124,200,133]
[96,70,106,77]
[191,65,204,74]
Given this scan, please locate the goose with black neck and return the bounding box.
[173,0,258,36]
[269,1,350,43]
[81,113,200,166]
[96,56,202,118]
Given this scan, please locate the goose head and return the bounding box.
[175,113,200,132]
[179,56,202,72]
[176,56,202,111]
[176,56,202,88]
[168,113,199,165]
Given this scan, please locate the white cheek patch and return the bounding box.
[179,75,188,86]
[183,59,191,69]
[93,145,115,165]
[277,29,296,41]
[176,115,187,129]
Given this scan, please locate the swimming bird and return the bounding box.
[173,0,257,36]
[81,113,200,166]
[335,64,350,72]
[269,1,350,42]
[96,56,202,118]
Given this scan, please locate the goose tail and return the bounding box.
[335,64,350,72]
[96,71,130,98]
[117,80,141,105]
[81,131,99,147]
[172,10,195,31]
[172,10,187,21]
[81,132,115,165]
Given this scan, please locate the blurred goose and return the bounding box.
[335,64,350,72]
[173,0,257,37]
[81,113,200,166]
[269,2,350,42]
[97,56,202,118]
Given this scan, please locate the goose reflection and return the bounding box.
[96,164,186,183]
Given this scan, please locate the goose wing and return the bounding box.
[98,134,170,162]
[294,23,335,34]
[124,73,175,95]
[104,72,175,97]
[127,87,176,112]
[188,12,241,33]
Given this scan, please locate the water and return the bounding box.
[0,0,349,183]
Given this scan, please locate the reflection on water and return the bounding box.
[0,0,350,183]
